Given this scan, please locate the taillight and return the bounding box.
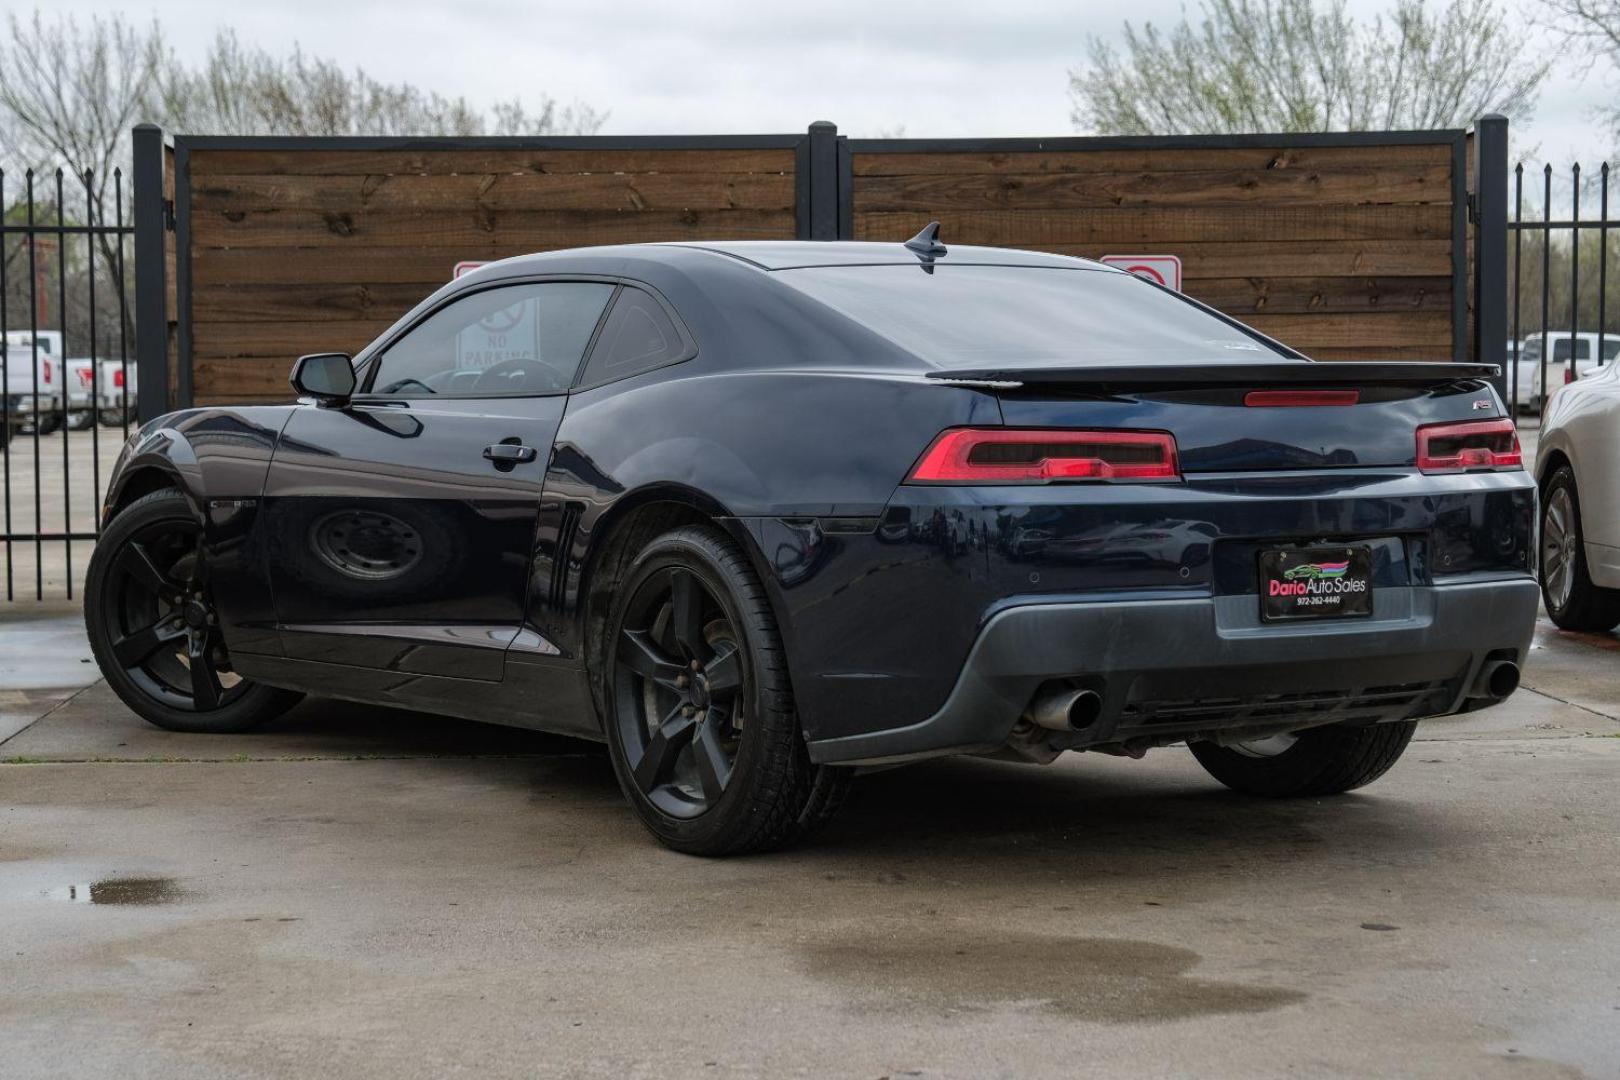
[1564,368,1574,385]
[1415,418,1522,474]
[908,428,1180,484]
[1244,389,1359,407]
[113,369,125,388]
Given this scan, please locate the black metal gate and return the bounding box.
[0,164,136,601]
[1506,160,1619,412]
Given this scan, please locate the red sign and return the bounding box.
[1100,254,1182,291]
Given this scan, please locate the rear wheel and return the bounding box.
[1189,722,1416,797]
[85,489,303,733]
[1540,466,1620,631]
[602,525,850,855]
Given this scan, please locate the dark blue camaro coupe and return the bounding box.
[87,231,1539,854]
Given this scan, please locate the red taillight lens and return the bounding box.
[1244,389,1360,407]
[113,369,125,388]
[908,428,1180,484]
[1564,368,1574,385]
[1415,418,1521,474]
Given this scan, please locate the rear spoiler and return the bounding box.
[926,362,1500,390]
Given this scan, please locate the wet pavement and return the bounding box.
[1,606,1617,1079]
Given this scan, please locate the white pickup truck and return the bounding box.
[2,342,66,446]
[64,357,138,428]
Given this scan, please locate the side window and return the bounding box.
[367,281,614,397]
[1552,338,1589,361]
[1603,341,1620,361]
[577,287,690,388]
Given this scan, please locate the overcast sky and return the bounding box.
[28,0,1617,166]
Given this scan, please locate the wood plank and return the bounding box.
[192,172,795,213]
[853,204,1451,245]
[193,321,396,359]
[188,147,796,177]
[1030,240,1454,277]
[190,226,793,286]
[1243,311,1453,350]
[1185,276,1453,315]
[853,166,1452,211]
[851,144,1453,176]
[195,358,343,399]
[191,208,796,250]
[193,282,435,323]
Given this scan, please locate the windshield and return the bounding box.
[775,264,1283,369]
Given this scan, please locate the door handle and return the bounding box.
[483,443,538,464]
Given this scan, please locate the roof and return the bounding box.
[655,240,1115,272]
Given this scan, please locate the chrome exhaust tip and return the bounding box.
[1030,687,1104,732]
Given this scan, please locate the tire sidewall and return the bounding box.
[1541,465,1589,624]
[601,530,780,853]
[86,489,291,734]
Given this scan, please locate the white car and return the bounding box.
[1512,333,1620,412]
[1537,360,1620,630]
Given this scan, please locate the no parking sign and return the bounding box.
[1100,254,1182,291]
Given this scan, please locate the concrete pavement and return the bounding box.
[2,608,1617,1079]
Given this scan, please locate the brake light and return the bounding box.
[908,428,1180,484]
[1564,368,1574,385]
[113,369,125,388]
[1244,390,1360,407]
[1415,418,1521,473]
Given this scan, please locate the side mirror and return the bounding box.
[290,353,356,408]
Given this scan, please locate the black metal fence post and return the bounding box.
[1473,114,1509,402]
[132,123,169,424]
[807,121,839,240]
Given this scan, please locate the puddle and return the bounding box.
[47,877,182,905]
[803,929,1304,1022]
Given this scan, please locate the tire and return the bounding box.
[601,524,852,855]
[32,411,64,435]
[85,489,304,734]
[1540,465,1620,631]
[1189,722,1417,798]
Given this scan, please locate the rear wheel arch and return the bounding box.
[577,489,776,708]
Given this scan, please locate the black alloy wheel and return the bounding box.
[86,490,302,733]
[612,563,746,819]
[602,525,852,855]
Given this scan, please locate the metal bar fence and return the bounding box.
[0,165,136,601]
[1507,160,1619,415]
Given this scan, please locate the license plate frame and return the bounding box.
[1258,545,1374,623]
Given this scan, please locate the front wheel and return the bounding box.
[602,525,850,855]
[85,489,304,733]
[1189,722,1416,797]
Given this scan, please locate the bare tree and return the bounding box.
[150,29,605,138]
[1536,1,1620,146]
[0,12,160,351]
[1070,0,1548,134]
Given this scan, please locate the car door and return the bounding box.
[260,279,615,679]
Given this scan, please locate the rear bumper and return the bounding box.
[806,575,1540,766]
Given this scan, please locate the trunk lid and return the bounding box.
[941,362,1505,472]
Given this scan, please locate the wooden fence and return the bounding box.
[138,124,1476,406]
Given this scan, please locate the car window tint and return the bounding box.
[1603,341,1620,361]
[368,282,613,397]
[577,287,688,386]
[775,264,1285,367]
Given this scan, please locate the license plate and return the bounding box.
[1259,546,1373,622]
